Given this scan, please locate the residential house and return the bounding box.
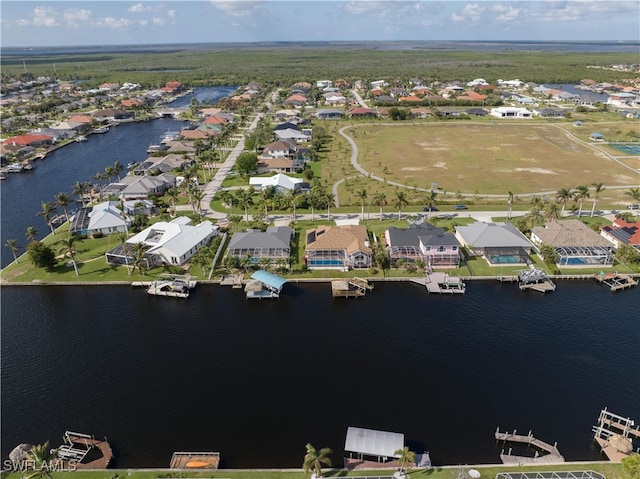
[248,173,307,193]
[286,94,308,107]
[227,226,293,266]
[531,219,615,266]
[601,219,640,250]
[3,133,53,148]
[534,108,566,118]
[70,201,129,237]
[455,222,533,266]
[385,222,461,268]
[133,154,193,175]
[273,109,300,121]
[123,199,154,216]
[106,217,217,268]
[489,107,532,119]
[410,107,432,119]
[103,173,175,200]
[275,128,310,144]
[93,109,135,121]
[349,107,377,118]
[305,225,372,270]
[316,109,343,120]
[589,132,605,141]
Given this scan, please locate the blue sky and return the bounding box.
[1,1,639,47]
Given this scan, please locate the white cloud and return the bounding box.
[31,6,61,27]
[139,19,149,26]
[128,3,152,13]
[167,10,176,18]
[491,4,522,22]
[210,0,265,17]
[98,17,133,30]
[152,17,167,26]
[63,9,93,28]
[452,3,486,23]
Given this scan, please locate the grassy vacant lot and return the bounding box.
[0,462,627,479]
[350,122,637,196]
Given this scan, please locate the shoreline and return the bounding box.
[3,273,640,287]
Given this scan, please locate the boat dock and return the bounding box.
[220,273,244,288]
[169,451,220,469]
[495,428,564,464]
[57,431,113,469]
[331,277,373,298]
[133,274,197,298]
[592,408,639,461]
[595,273,638,292]
[245,270,287,299]
[517,268,556,293]
[417,272,465,294]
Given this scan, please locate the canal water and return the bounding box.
[0,87,234,268]
[1,281,638,468]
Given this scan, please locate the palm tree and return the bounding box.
[189,187,205,215]
[113,160,125,181]
[55,192,71,221]
[37,202,57,234]
[132,242,148,275]
[525,206,545,228]
[302,443,332,479]
[235,188,254,222]
[394,446,416,475]
[624,188,640,215]
[507,190,514,220]
[104,165,116,184]
[555,188,573,216]
[5,239,19,264]
[373,192,387,221]
[58,235,79,276]
[92,171,106,196]
[25,226,38,242]
[324,191,335,220]
[286,190,301,220]
[544,201,562,222]
[116,231,132,276]
[393,190,409,220]
[590,182,605,217]
[166,187,180,217]
[423,190,438,219]
[357,188,368,220]
[72,181,90,206]
[306,189,323,222]
[573,185,590,217]
[26,441,56,479]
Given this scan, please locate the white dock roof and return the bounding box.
[345,427,404,458]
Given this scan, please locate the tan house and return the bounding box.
[531,219,615,266]
[305,225,372,270]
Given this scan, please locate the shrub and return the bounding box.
[27,241,57,270]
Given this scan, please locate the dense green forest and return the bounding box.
[1,46,637,88]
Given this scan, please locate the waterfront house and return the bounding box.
[133,154,194,176]
[107,217,217,268]
[93,109,135,121]
[601,219,640,249]
[227,226,293,266]
[70,201,129,237]
[385,222,461,269]
[306,225,372,270]
[103,174,175,200]
[531,219,615,266]
[455,222,533,266]
[3,133,53,148]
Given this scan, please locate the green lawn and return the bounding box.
[0,462,627,479]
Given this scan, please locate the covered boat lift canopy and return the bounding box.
[345,427,404,460]
[251,270,287,293]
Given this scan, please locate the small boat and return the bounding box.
[0,172,6,180]
[22,160,35,170]
[7,163,23,173]
[93,126,109,133]
[75,135,87,143]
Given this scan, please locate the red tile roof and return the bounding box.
[3,133,53,145]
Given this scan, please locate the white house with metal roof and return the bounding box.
[122,217,217,266]
[249,173,305,193]
[71,201,129,237]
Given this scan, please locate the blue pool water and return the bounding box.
[490,255,524,264]
[562,257,589,265]
[309,259,344,266]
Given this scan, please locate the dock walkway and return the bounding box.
[595,273,638,292]
[495,429,564,465]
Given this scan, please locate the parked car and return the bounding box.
[422,206,439,212]
[454,204,468,210]
[627,204,640,210]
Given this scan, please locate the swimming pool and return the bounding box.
[490,255,525,264]
[308,259,344,267]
